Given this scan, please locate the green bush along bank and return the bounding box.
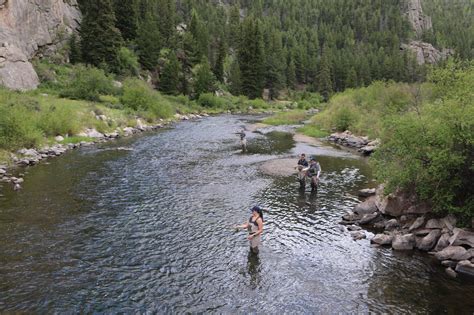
[311,61,474,218]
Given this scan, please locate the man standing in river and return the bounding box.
[307,156,321,192]
[236,129,247,152]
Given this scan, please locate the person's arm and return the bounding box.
[235,222,249,230]
[248,218,263,239]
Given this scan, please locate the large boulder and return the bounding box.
[375,186,432,217]
[434,233,451,252]
[449,228,474,248]
[392,234,415,250]
[354,196,377,215]
[376,187,412,217]
[0,0,81,90]
[417,229,442,251]
[434,246,473,261]
[0,43,39,90]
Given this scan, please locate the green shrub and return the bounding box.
[117,47,140,77]
[247,98,268,109]
[197,93,226,108]
[60,65,117,101]
[373,62,474,216]
[121,79,173,119]
[0,105,43,149]
[333,105,358,131]
[37,104,81,136]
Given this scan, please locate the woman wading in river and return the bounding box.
[235,206,264,254]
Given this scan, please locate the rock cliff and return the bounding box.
[0,0,81,90]
[400,0,453,65]
[402,0,432,38]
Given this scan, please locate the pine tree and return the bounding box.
[317,46,333,101]
[286,57,296,90]
[157,0,176,47]
[80,0,123,72]
[193,57,216,98]
[160,52,181,95]
[213,38,226,82]
[229,59,242,96]
[345,67,358,88]
[238,18,265,99]
[265,31,285,99]
[113,0,138,41]
[228,5,241,48]
[189,10,209,61]
[68,33,81,64]
[136,13,161,71]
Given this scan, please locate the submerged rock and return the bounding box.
[347,225,362,231]
[392,234,415,250]
[441,260,458,269]
[371,233,394,245]
[445,267,458,278]
[350,231,366,241]
[358,188,376,198]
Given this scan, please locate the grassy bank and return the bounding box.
[0,62,298,165]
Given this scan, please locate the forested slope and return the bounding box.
[75,0,452,100]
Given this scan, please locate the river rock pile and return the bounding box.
[341,185,474,278]
[327,131,379,155]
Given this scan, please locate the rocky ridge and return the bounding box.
[342,185,474,278]
[400,0,453,65]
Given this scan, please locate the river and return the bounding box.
[0,115,473,313]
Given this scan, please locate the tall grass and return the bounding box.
[262,110,308,125]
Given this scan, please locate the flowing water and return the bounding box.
[0,115,473,313]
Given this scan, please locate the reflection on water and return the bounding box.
[0,115,473,313]
[247,251,261,290]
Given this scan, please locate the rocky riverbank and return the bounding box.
[342,185,474,278]
[0,113,206,192]
[327,130,379,155]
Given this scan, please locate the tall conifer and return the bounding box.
[136,13,161,71]
[80,0,123,72]
[113,0,138,41]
